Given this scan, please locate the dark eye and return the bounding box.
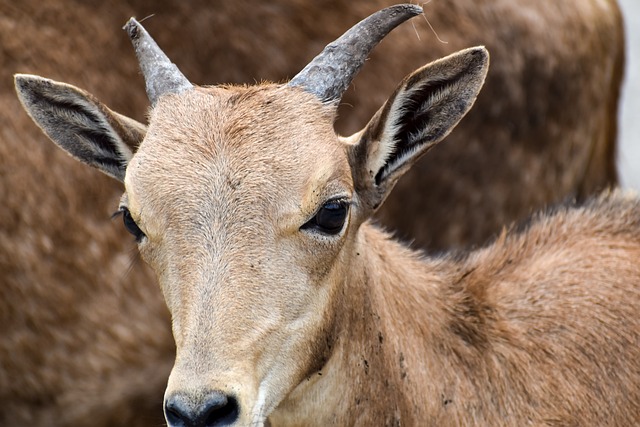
[302,200,349,235]
[119,207,146,242]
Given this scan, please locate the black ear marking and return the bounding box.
[73,125,129,174]
[29,84,130,179]
[374,49,487,185]
[15,74,143,182]
[375,76,466,186]
[42,93,127,158]
[401,77,462,144]
[350,47,488,212]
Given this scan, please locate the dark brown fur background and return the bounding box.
[0,1,625,425]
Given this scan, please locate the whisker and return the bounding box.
[421,0,448,44]
[139,13,156,24]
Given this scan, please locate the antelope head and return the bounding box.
[15,4,488,426]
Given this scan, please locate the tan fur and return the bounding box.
[111,82,640,425]
[273,191,640,426]
[20,39,640,423]
[3,1,625,426]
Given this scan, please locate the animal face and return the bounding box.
[124,85,355,419]
[15,5,488,425]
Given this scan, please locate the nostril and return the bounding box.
[204,395,239,426]
[165,391,239,427]
[165,396,188,426]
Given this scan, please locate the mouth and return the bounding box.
[247,382,272,427]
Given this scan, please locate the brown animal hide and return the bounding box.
[1,0,624,425]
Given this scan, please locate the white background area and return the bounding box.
[619,0,640,189]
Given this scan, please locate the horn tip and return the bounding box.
[123,18,141,40]
[401,4,423,16]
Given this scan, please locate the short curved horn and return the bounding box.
[288,4,422,104]
[124,18,193,106]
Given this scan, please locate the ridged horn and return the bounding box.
[123,18,193,106]
[288,4,422,104]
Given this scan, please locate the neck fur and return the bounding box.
[270,223,468,425]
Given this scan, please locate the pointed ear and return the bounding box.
[349,47,489,211]
[14,74,146,182]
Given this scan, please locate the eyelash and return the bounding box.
[301,198,350,235]
[113,207,146,242]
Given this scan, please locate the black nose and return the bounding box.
[164,390,240,427]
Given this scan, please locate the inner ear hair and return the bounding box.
[373,47,489,185]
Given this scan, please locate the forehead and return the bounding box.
[125,85,350,212]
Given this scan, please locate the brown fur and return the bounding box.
[16,37,640,425]
[274,191,640,426]
[2,1,625,425]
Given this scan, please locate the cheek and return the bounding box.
[271,238,348,334]
[136,242,183,315]
[288,233,351,283]
[262,233,352,347]
[246,238,344,331]
[136,242,154,265]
